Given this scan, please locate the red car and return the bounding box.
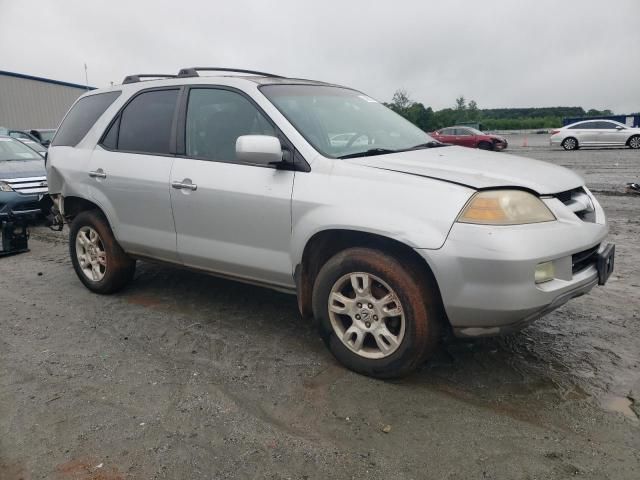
[431,126,508,151]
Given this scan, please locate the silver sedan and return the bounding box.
[550,119,640,150]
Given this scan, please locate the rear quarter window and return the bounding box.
[51,91,121,147]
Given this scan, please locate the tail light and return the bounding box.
[550,129,560,135]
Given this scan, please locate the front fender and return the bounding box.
[290,162,475,267]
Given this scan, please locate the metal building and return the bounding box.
[0,70,93,130]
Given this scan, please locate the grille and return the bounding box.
[555,187,595,222]
[0,176,48,195]
[572,245,599,274]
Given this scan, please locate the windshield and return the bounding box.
[20,139,47,153]
[0,137,43,161]
[261,84,434,158]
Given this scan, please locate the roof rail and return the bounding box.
[177,67,284,79]
[122,74,178,85]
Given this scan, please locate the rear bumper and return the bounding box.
[418,214,609,337]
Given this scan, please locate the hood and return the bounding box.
[0,159,46,180]
[347,146,583,195]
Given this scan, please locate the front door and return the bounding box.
[170,87,295,288]
[599,121,628,146]
[87,88,180,262]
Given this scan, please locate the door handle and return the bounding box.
[88,169,107,179]
[171,181,197,191]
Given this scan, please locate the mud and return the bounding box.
[0,144,639,479]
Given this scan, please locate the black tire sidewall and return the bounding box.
[312,248,436,378]
[69,210,135,294]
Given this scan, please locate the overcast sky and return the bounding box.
[1,0,639,113]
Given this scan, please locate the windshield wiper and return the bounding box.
[404,141,450,150]
[338,148,398,159]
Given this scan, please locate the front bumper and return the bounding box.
[418,200,609,337]
[0,192,44,221]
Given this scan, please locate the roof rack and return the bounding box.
[177,67,284,79]
[122,74,178,85]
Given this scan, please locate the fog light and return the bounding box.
[535,261,555,284]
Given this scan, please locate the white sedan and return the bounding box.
[550,119,640,150]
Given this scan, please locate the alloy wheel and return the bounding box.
[328,272,406,359]
[75,226,107,282]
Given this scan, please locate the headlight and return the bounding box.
[457,190,556,225]
[0,181,14,192]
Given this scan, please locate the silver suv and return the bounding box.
[46,68,614,378]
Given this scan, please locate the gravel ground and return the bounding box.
[1,142,639,479]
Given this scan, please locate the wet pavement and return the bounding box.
[0,143,639,479]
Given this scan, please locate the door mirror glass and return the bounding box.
[236,135,282,165]
[615,125,624,130]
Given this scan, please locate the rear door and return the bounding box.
[169,86,295,288]
[568,122,595,145]
[87,88,180,262]
[437,128,455,144]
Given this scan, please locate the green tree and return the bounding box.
[455,96,466,111]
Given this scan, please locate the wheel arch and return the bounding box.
[626,134,640,147]
[294,229,447,327]
[62,196,117,233]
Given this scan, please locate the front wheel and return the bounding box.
[562,137,579,150]
[478,141,493,150]
[312,248,441,378]
[628,135,640,149]
[69,210,136,294]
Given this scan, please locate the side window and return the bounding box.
[570,122,592,130]
[441,128,453,135]
[51,91,121,147]
[597,121,619,129]
[185,88,276,163]
[109,89,179,155]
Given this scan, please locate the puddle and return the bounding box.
[600,395,638,421]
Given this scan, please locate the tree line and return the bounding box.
[384,89,615,131]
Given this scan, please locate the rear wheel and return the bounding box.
[562,137,578,150]
[478,141,493,150]
[628,135,640,149]
[312,247,440,378]
[69,210,136,294]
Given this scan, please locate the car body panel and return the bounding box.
[87,147,179,262]
[170,158,295,287]
[346,146,584,194]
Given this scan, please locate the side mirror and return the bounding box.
[236,135,283,165]
[615,126,624,130]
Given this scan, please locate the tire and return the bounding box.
[628,135,640,149]
[69,210,136,294]
[312,247,441,378]
[561,137,579,150]
[478,141,493,150]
